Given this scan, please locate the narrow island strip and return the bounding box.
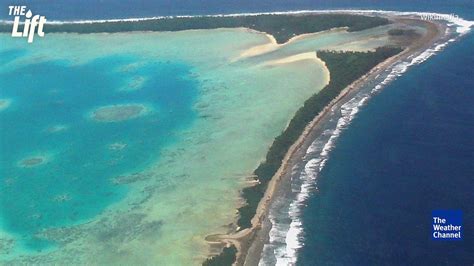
[0,13,389,43]
[203,15,445,266]
[0,11,450,266]
[204,47,403,266]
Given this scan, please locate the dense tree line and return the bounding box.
[203,245,237,266]
[205,47,402,266]
[0,14,389,44]
[237,47,403,230]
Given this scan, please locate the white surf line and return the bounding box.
[262,11,473,266]
[1,9,472,34]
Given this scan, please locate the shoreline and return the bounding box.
[1,9,467,265]
[0,9,470,29]
[206,14,451,266]
[235,27,348,60]
[245,17,451,265]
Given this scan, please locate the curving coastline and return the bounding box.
[30,10,468,266]
[1,7,472,264]
[247,15,472,266]
[206,11,472,266]
[205,47,407,265]
[263,16,474,265]
[0,13,389,45]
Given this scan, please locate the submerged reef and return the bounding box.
[44,125,69,134]
[91,104,148,122]
[19,156,47,167]
[0,99,11,111]
[108,142,128,151]
[119,76,147,92]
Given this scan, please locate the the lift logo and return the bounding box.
[8,6,46,43]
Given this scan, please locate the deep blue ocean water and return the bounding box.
[293,2,474,265]
[0,0,472,21]
[0,0,472,264]
[298,35,474,265]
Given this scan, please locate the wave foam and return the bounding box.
[261,10,472,266]
[1,9,472,33]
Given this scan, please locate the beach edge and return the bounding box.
[206,14,447,266]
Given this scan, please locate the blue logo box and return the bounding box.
[432,210,463,241]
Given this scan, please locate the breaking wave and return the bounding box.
[2,7,470,265]
[1,9,473,33]
[260,11,472,266]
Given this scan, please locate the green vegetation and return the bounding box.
[0,13,399,264]
[0,14,389,44]
[202,245,237,266]
[237,47,403,229]
[388,29,406,35]
[388,28,418,37]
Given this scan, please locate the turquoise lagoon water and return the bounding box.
[0,27,391,264]
[0,30,326,264]
[0,49,198,251]
[1,0,471,265]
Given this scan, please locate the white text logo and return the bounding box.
[8,6,46,43]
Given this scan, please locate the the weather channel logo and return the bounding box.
[8,6,46,43]
[432,210,463,241]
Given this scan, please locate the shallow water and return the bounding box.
[0,43,198,255]
[0,25,396,264]
[0,29,323,263]
[259,12,474,266]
